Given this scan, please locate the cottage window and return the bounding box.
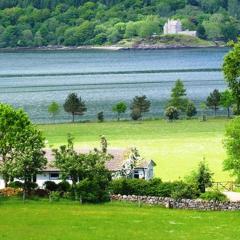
[49,173,60,180]
[134,171,139,179]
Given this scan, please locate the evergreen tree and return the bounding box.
[168,79,188,112]
[130,95,151,119]
[206,89,221,116]
[63,93,87,122]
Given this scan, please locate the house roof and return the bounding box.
[0,148,156,172]
[42,148,155,172]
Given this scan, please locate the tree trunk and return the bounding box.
[117,113,120,121]
[72,113,75,123]
[22,180,26,202]
[227,107,230,118]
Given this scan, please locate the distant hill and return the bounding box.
[0,0,239,48]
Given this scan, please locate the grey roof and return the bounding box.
[42,148,155,172]
[0,148,156,172]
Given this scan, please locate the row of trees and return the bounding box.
[48,93,151,122]
[1,0,240,48]
[48,82,236,123]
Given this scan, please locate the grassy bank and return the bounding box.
[38,118,230,182]
[0,199,239,240]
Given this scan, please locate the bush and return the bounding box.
[33,189,49,198]
[97,112,104,122]
[131,108,141,120]
[110,179,199,199]
[57,181,71,193]
[25,182,38,190]
[8,181,23,189]
[49,191,61,202]
[0,187,22,197]
[165,106,179,120]
[77,178,110,203]
[200,191,228,202]
[43,181,58,191]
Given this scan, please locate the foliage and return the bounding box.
[110,178,199,199]
[200,191,228,202]
[0,103,47,197]
[165,106,179,120]
[167,79,188,112]
[130,95,151,119]
[97,111,104,122]
[186,160,213,193]
[57,181,71,193]
[49,191,61,202]
[130,107,142,121]
[48,101,60,122]
[223,117,240,182]
[223,39,240,115]
[186,101,197,118]
[0,0,239,48]
[206,89,221,116]
[53,135,112,202]
[112,102,127,121]
[43,181,58,192]
[0,187,22,197]
[63,93,87,122]
[220,89,234,118]
[8,181,23,189]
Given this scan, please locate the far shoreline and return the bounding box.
[0,44,228,52]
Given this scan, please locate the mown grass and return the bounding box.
[0,199,239,240]
[38,118,230,182]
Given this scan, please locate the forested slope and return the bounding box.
[0,0,240,48]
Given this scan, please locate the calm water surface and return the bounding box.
[0,48,229,123]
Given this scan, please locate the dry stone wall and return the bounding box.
[111,194,240,211]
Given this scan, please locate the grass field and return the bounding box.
[38,118,231,182]
[0,199,239,240]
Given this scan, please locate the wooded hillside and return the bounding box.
[0,0,240,48]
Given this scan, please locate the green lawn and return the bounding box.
[0,200,239,240]
[38,118,230,182]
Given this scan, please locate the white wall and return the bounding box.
[0,176,4,189]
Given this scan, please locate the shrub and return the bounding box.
[97,112,104,122]
[25,182,38,190]
[57,181,71,193]
[43,181,58,191]
[49,191,61,202]
[77,178,110,203]
[200,191,228,202]
[130,108,141,120]
[33,189,49,198]
[171,182,199,200]
[110,179,199,199]
[0,187,22,197]
[165,106,179,120]
[8,181,23,189]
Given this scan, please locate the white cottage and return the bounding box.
[0,148,156,189]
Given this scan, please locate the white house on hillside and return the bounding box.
[163,19,197,37]
[0,148,156,189]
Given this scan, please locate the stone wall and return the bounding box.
[111,194,240,211]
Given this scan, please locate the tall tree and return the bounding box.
[223,39,240,115]
[206,89,221,116]
[130,95,151,120]
[186,100,197,118]
[0,104,33,186]
[168,79,188,112]
[11,128,47,200]
[63,93,87,122]
[224,117,240,181]
[112,102,127,121]
[48,101,60,123]
[220,89,234,118]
